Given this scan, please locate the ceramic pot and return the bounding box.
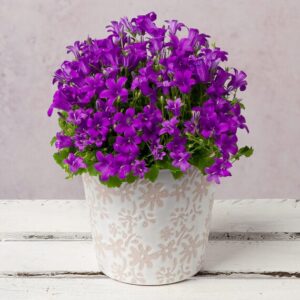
[82,167,214,285]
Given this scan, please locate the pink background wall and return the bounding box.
[0,0,299,199]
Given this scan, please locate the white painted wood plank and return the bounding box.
[1,199,299,233]
[0,200,91,232]
[212,199,300,232]
[0,241,97,274]
[1,241,299,274]
[1,277,300,300]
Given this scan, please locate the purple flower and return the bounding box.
[166,136,187,153]
[149,36,164,55]
[170,151,191,172]
[194,59,210,83]
[123,42,147,70]
[74,129,90,151]
[215,134,238,156]
[99,77,128,103]
[205,158,232,184]
[67,108,92,126]
[64,153,87,173]
[132,12,165,37]
[136,105,162,143]
[159,117,180,136]
[113,108,139,135]
[114,132,141,155]
[165,20,185,36]
[174,70,196,93]
[131,64,157,99]
[184,110,200,134]
[106,20,126,42]
[47,89,71,117]
[228,69,247,91]
[77,74,105,104]
[55,132,73,149]
[48,13,250,185]
[207,69,230,97]
[151,144,166,160]
[66,41,81,59]
[132,160,148,178]
[86,112,110,146]
[96,99,117,116]
[115,153,134,179]
[165,98,182,116]
[94,152,117,181]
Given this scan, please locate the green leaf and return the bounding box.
[231,98,245,110]
[144,165,159,182]
[190,149,215,174]
[58,117,76,136]
[53,148,74,178]
[156,157,178,171]
[156,157,170,169]
[101,176,123,188]
[171,169,184,179]
[50,136,57,146]
[87,165,98,176]
[232,146,254,161]
[125,173,138,184]
[239,102,245,110]
[155,158,184,180]
[76,149,97,162]
[53,148,70,168]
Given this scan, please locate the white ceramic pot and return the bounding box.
[82,167,214,285]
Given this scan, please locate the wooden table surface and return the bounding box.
[0,199,299,299]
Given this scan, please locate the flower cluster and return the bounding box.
[48,12,253,187]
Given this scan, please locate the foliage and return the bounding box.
[48,12,253,187]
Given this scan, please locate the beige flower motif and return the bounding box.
[170,207,188,226]
[95,185,117,204]
[160,226,174,241]
[119,207,138,231]
[128,269,146,284]
[104,238,124,257]
[186,167,198,184]
[129,243,156,270]
[139,182,168,210]
[97,205,109,219]
[108,223,119,237]
[157,240,176,261]
[180,234,203,263]
[170,178,191,202]
[156,266,176,284]
[139,211,156,228]
[190,202,202,221]
[116,182,135,202]
[111,262,128,282]
[178,264,192,281]
[192,179,209,202]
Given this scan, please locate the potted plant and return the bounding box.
[48,12,253,285]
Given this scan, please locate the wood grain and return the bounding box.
[1,241,300,275]
[1,277,300,300]
[0,199,299,299]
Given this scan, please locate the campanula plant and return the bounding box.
[48,12,253,187]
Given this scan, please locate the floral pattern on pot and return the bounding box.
[83,167,214,285]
